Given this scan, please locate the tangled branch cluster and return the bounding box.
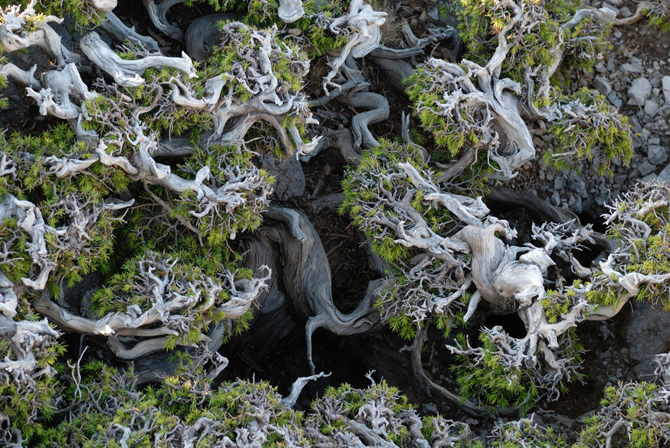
[0,0,669,445]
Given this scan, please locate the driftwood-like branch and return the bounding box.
[278,0,305,23]
[0,195,54,291]
[34,252,270,359]
[348,91,389,149]
[0,272,18,318]
[0,63,40,89]
[281,372,329,407]
[142,0,185,42]
[169,23,320,156]
[100,11,161,53]
[0,1,80,65]
[0,315,59,388]
[80,31,196,87]
[417,57,534,179]
[322,0,386,94]
[26,63,98,119]
[247,206,383,373]
[184,14,237,62]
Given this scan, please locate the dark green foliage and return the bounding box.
[0,338,65,440]
[405,66,476,157]
[173,143,273,244]
[491,417,567,448]
[543,88,633,177]
[342,140,454,262]
[645,1,670,32]
[0,62,8,110]
[575,381,670,448]
[451,332,540,413]
[341,140,472,339]
[457,0,609,81]
[183,0,349,56]
[16,356,473,446]
[0,126,129,289]
[0,0,107,28]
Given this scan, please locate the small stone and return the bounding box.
[595,61,607,74]
[628,77,652,106]
[658,163,670,183]
[602,4,619,14]
[615,173,627,184]
[422,403,438,414]
[619,6,632,16]
[554,177,565,191]
[662,76,670,103]
[551,191,560,206]
[573,195,583,214]
[607,57,616,72]
[644,100,659,117]
[638,160,656,176]
[607,91,623,108]
[649,137,661,145]
[641,173,658,183]
[648,146,668,165]
[613,29,622,38]
[287,28,301,36]
[629,115,642,133]
[621,57,644,73]
[593,76,612,95]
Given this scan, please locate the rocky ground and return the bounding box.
[512,0,670,433]
[1,0,668,444]
[531,0,670,220]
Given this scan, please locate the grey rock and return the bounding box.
[625,301,670,362]
[607,91,623,108]
[607,57,616,72]
[554,177,565,191]
[629,116,643,133]
[651,76,662,89]
[635,355,660,382]
[644,100,659,117]
[638,160,656,176]
[551,191,560,207]
[641,173,658,183]
[628,77,652,106]
[621,57,644,73]
[593,76,612,96]
[572,195,583,214]
[657,163,670,183]
[652,88,661,100]
[595,61,607,74]
[648,146,668,165]
[615,173,627,185]
[663,76,670,103]
[619,6,632,16]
